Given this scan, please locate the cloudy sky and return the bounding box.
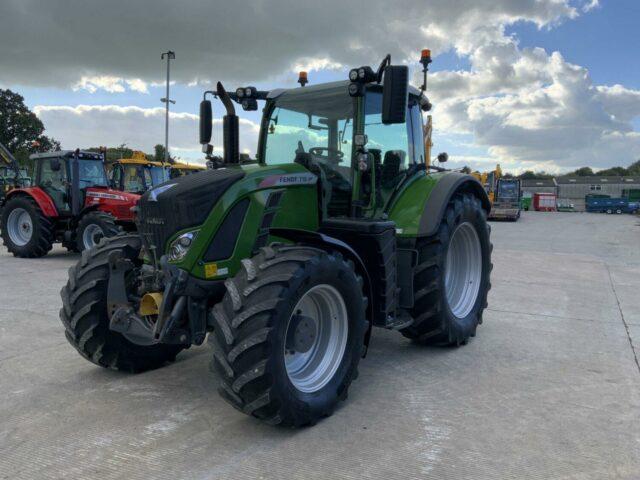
[1,0,639,173]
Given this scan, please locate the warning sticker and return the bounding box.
[204,263,218,278]
[204,264,229,278]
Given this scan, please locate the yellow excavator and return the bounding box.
[472,164,521,221]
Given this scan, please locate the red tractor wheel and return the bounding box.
[75,211,121,252]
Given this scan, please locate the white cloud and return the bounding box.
[583,0,600,12]
[33,105,259,160]
[73,76,149,94]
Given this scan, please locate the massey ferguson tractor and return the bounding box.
[60,50,492,427]
[1,149,140,256]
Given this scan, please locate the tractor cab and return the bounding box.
[108,153,170,194]
[31,150,109,215]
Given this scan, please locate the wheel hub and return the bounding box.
[82,224,105,250]
[444,221,483,319]
[6,208,33,246]
[286,313,317,354]
[284,284,349,393]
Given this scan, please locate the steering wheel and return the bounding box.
[309,147,344,160]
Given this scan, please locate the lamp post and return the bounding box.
[160,51,176,164]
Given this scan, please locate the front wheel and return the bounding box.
[401,192,492,346]
[60,234,184,372]
[209,245,367,427]
[76,211,120,252]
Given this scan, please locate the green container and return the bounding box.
[623,189,640,202]
[521,197,532,211]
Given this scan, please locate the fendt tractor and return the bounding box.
[60,50,493,427]
[1,149,140,256]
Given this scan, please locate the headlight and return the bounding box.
[168,230,198,262]
[349,69,359,81]
[236,87,245,98]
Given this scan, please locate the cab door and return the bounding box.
[38,157,70,213]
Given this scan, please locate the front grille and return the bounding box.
[137,199,174,254]
[136,167,246,255]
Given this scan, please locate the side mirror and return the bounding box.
[50,158,61,171]
[437,152,448,163]
[199,100,212,145]
[382,65,408,125]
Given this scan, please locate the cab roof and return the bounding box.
[29,150,103,161]
[111,158,167,167]
[171,162,205,170]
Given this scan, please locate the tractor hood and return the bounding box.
[137,167,246,252]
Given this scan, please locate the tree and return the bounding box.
[460,165,471,174]
[154,144,166,163]
[154,144,174,164]
[518,170,554,179]
[0,89,60,168]
[572,166,594,176]
[596,166,627,176]
[626,160,640,176]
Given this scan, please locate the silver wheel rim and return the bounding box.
[82,224,104,250]
[445,222,483,319]
[284,284,349,393]
[7,208,33,246]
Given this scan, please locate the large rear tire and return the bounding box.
[401,192,492,346]
[1,195,54,258]
[209,245,367,427]
[60,234,184,372]
[76,211,120,252]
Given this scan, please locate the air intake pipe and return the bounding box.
[216,82,240,164]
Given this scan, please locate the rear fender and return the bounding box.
[418,173,490,237]
[269,227,374,352]
[5,187,58,217]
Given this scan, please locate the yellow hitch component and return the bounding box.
[139,292,164,316]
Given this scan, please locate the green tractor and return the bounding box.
[60,52,492,427]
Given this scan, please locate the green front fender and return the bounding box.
[167,162,320,280]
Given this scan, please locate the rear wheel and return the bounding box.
[76,211,120,252]
[60,234,184,372]
[401,192,492,346]
[209,245,367,427]
[1,196,54,258]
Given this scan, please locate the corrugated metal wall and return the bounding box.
[557,181,640,211]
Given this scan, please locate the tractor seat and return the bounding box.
[381,151,402,187]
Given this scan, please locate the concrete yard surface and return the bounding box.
[1,211,639,479]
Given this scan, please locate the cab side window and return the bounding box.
[39,158,67,190]
[111,165,122,190]
[408,103,425,164]
[364,92,409,190]
[39,159,69,211]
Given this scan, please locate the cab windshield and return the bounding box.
[75,159,108,188]
[148,165,169,186]
[264,83,354,176]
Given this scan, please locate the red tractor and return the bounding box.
[1,149,140,257]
